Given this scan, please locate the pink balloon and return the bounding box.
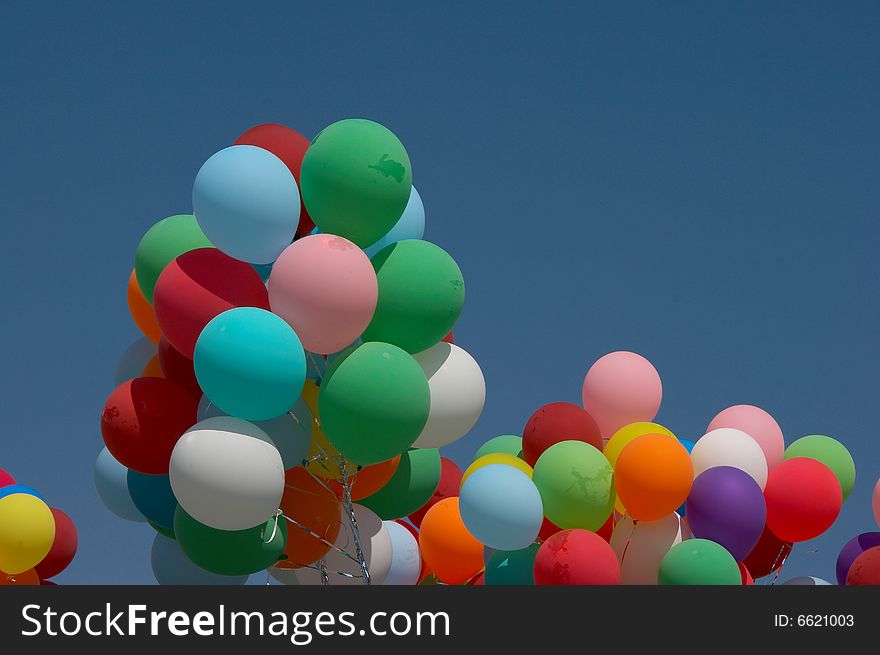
[581,351,662,438]
[707,405,785,470]
[873,479,880,529]
[0,468,14,488]
[268,234,378,354]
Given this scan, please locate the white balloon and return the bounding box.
[382,521,421,585]
[169,416,284,531]
[412,342,486,449]
[268,566,302,585]
[691,428,768,489]
[294,504,392,585]
[610,513,682,585]
[783,576,832,586]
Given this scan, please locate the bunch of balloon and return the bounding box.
[0,468,78,585]
[98,119,486,585]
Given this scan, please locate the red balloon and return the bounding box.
[467,571,485,585]
[234,124,314,238]
[738,562,754,586]
[522,402,602,466]
[101,377,198,474]
[764,458,842,543]
[408,457,463,528]
[35,508,78,580]
[534,529,620,585]
[742,524,792,578]
[153,249,270,358]
[441,331,455,344]
[846,546,880,585]
[158,337,201,398]
[0,467,14,487]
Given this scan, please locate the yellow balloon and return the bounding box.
[307,421,356,481]
[604,422,676,514]
[0,494,56,575]
[461,453,533,487]
[301,380,319,416]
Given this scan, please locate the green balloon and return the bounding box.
[784,435,856,501]
[658,539,741,585]
[363,240,465,353]
[319,342,430,466]
[485,544,539,585]
[300,119,412,248]
[532,440,614,531]
[474,435,523,461]
[147,519,176,540]
[359,448,441,519]
[174,507,287,576]
[134,214,213,303]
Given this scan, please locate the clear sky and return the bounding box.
[1,2,877,584]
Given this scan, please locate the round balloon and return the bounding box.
[610,513,683,585]
[461,453,532,485]
[169,417,284,531]
[411,342,485,449]
[0,484,41,501]
[151,533,248,585]
[94,448,144,522]
[707,404,785,470]
[409,457,462,527]
[784,435,855,501]
[194,307,306,421]
[32,508,77,580]
[690,428,768,489]
[485,544,540,586]
[835,532,880,585]
[127,269,161,342]
[153,248,271,358]
[100,377,198,474]
[522,402,602,467]
[532,440,614,531]
[359,448,441,520]
[418,497,484,585]
[846,546,880,585]
[127,471,177,532]
[318,342,430,466]
[764,457,842,542]
[157,338,200,398]
[382,521,421,585]
[279,466,341,568]
[658,539,741,585]
[0,468,14,488]
[534,529,620,585]
[134,214,213,304]
[362,240,465,354]
[581,351,662,438]
[743,525,792,579]
[615,434,692,521]
[604,421,676,468]
[1,569,40,586]
[364,186,426,257]
[460,465,543,551]
[329,456,401,501]
[0,494,56,575]
[300,119,412,248]
[193,145,300,264]
[473,435,523,461]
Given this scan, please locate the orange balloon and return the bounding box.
[418,497,484,585]
[614,433,693,521]
[141,354,165,379]
[127,270,161,343]
[330,456,401,501]
[1,569,40,586]
[279,466,342,568]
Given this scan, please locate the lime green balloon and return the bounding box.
[362,240,465,353]
[300,119,412,248]
[474,435,523,461]
[174,508,286,576]
[135,214,213,303]
[485,544,539,585]
[532,440,614,530]
[360,448,441,519]
[658,539,741,585]
[784,435,856,501]
[148,519,176,540]
[319,342,430,466]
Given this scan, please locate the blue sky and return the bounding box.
[1,2,877,584]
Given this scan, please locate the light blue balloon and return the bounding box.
[94,448,144,522]
[193,145,301,265]
[151,533,248,585]
[127,471,177,531]
[194,307,306,421]
[459,464,543,551]
[382,521,422,585]
[113,337,156,387]
[363,186,425,258]
[783,576,833,585]
[0,484,42,501]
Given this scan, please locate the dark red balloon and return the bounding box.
[534,529,620,585]
[234,124,314,238]
[742,524,792,578]
[35,508,78,580]
[764,458,842,543]
[153,248,270,358]
[408,457,463,528]
[738,562,754,586]
[101,377,198,474]
[846,546,880,585]
[158,337,201,398]
[522,402,602,466]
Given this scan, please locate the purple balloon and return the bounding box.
[686,466,766,561]
[835,532,880,585]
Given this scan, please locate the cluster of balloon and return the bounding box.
[99,120,486,585]
[0,467,78,585]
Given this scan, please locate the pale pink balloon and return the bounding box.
[707,404,785,470]
[581,351,662,438]
[268,234,378,354]
[873,479,880,529]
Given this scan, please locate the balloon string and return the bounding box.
[318,559,330,585]
[619,517,638,569]
[769,544,792,586]
[264,509,282,544]
[280,513,363,566]
[339,456,371,585]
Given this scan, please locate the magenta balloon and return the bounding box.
[581,351,662,437]
[268,234,378,354]
[685,466,766,561]
[707,405,785,470]
[0,468,14,488]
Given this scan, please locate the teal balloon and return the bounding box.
[364,186,425,258]
[194,307,306,421]
[485,544,540,585]
[474,435,523,461]
[151,534,248,585]
[94,448,144,523]
[127,471,177,531]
